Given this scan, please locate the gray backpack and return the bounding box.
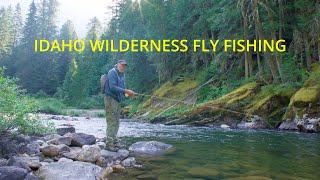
[100,74,108,93]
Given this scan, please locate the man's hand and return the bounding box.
[125,89,136,98]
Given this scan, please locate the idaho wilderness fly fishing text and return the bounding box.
[34,39,287,53]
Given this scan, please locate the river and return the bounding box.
[48,115,320,179]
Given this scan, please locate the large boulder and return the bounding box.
[37,161,105,180]
[40,145,60,157]
[64,133,96,147]
[76,145,101,163]
[0,166,28,180]
[100,149,129,162]
[7,155,41,171]
[129,141,173,156]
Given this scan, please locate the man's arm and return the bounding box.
[108,70,125,94]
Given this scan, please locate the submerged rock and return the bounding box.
[129,141,173,156]
[37,161,104,180]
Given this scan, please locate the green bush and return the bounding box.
[0,68,54,135]
[36,98,67,115]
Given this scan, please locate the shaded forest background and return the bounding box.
[0,0,319,110]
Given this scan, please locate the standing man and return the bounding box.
[104,59,135,151]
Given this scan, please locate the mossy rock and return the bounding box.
[135,78,198,119]
[284,64,320,120]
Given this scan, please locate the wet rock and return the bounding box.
[40,145,59,157]
[100,149,129,161]
[278,120,298,130]
[76,145,101,163]
[47,136,72,146]
[237,116,267,129]
[64,133,96,147]
[24,172,39,180]
[0,158,7,167]
[111,164,125,173]
[56,126,75,136]
[37,161,104,180]
[0,166,28,180]
[7,155,41,171]
[297,116,320,133]
[121,157,136,167]
[57,158,73,163]
[129,141,173,156]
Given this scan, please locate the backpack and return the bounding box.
[100,74,108,93]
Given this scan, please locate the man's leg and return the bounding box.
[105,96,120,149]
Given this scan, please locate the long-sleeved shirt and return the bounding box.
[105,67,126,102]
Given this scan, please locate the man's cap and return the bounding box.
[118,59,127,65]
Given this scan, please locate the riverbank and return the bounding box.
[130,64,320,133]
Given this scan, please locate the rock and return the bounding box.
[7,155,41,171]
[34,140,45,146]
[188,167,219,177]
[64,133,96,147]
[56,144,71,153]
[237,116,267,129]
[96,142,106,149]
[37,161,104,180]
[121,157,136,167]
[61,147,82,160]
[47,136,72,146]
[40,145,59,157]
[43,134,62,142]
[0,158,7,167]
[111,164,125,173]
[24,172,39,180]
[76,145,101,163]
[220,124,230,129]
[0,166,28,180]
[100,149,129,161]
[297,116,320,133]
[24,142,40,155]
[129,141,173,156]
[278,120,298,130]
[57,158,73,163]
[56,126,75,136]
[95,157,110,168]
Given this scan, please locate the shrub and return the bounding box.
[0,68,53,135]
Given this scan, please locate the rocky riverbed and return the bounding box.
[0,121,174,180]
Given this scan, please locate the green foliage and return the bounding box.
[0,68,53,134]
[36,98,66,115]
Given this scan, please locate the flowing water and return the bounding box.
[50,116,320,179]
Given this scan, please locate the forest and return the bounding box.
[0,0,319,131]
[0,0,320,179]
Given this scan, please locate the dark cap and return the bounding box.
[118,59,127,65]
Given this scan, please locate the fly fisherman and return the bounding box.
[104,59,135,151]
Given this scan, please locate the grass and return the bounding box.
[36,98,67,115]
